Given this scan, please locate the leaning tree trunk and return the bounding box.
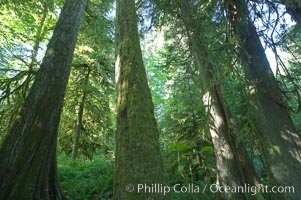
[226,1,301,199]
[180,1,260,199]
[0,0,87,199]
[113,0,169,199]
[280,0,301,24]
[240,21,301,200]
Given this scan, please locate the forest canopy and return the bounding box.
[0,0,301,199]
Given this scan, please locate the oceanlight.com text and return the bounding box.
[125,183,295,196]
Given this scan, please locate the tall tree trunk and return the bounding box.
[0,0,87,199]
[226,1,301,199]
[71,65,90,160]
[113,0,169,199]
[180,1,260,199]
[280,0,301,24]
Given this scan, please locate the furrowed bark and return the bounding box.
[225,0,301,199]
[113,0,169,199]
[180,0,261,199]
[0,0,87,199]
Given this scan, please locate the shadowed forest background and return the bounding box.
[0,0,301,199]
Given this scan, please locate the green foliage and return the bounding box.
[1,0,301,199]
[142,26,217,193]
[277,24,301,132]
[58,152,113,200]
[58,0,115,159]
[0,0,60,140]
